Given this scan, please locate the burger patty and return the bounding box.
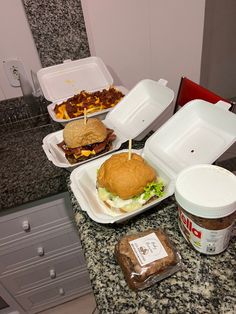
[57,128,116,164]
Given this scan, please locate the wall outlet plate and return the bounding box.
[3,59,26,87]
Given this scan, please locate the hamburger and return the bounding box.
[57,118,116,164]
[97,152,164,213]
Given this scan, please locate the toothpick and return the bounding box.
[83,108,87,125]
[128,139,132,160]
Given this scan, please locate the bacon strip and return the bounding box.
[57,128,116,164]
[54,87,124,119]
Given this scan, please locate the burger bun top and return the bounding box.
[97,152,156,200]
[63,118,107,148]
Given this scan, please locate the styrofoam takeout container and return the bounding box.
[46,85,128,124]
[42,79,175,170]
[37,56,126,124]
[70,100,236,224]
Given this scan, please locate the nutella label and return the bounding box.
[129,233,168,266]
[178,208,234,254]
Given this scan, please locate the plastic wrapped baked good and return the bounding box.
[115,228,182,290]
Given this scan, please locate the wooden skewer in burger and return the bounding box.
[97,139,165,214]
[57,109,116,164]
[83,108,87,125]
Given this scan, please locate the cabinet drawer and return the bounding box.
[16,270,92,313]
[0,282,26,314]
[1,249,88,294]
[0,224,81,274]
[0,195,73,246]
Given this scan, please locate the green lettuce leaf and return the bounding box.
[142,181,165,200]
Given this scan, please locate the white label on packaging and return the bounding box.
[178,208,234,254]
[129,232,168,266]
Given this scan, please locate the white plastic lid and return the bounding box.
[37,56,113,102]
[104,79,174,141]
[175,164,236,218]
[143,100,236,180]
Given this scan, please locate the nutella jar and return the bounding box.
[175,164,236,255]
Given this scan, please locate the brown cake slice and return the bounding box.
[115,229,179,290]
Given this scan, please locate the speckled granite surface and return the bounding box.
[0,95,49,126]
[69,139,236,314]
[0,97,69,212]
[1,0,90,209]
[72,195,236,314]
[22,0,90,67]
[1,93,235,312]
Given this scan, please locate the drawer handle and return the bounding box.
[37,246,44,256]
[22,220,30,231]
[59,288,65,296]
[49,269,56,279]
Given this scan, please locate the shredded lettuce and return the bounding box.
[142,181,165,200]
[99,181,165,203]
[98,180,165,213]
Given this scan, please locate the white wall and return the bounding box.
[201,0,236,99]
[0,0,42,100]
[0,0,206,101]
[81,0,206,95]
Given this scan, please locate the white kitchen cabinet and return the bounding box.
[15,270,91,314]
[0,192,91,314]
[0,281,24,314]
[0,224,80,274]
[1,248,88,294]
[0,195,73,246]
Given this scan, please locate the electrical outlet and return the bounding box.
[3,59,26,87]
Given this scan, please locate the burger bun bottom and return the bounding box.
[99,195,158,215]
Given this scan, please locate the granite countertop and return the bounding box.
[0,97,69,212]
[72,195,236,314]
[69,139,236,314]
[1,96,235,313]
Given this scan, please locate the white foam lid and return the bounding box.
[37,56,113,102]
[69,100,236,224]
[175,164,236,218]
[42,79,175,169]
[143,100,236,180]
[104,79,174,141]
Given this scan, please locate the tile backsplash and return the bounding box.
[22,0,90,67]
[0,1,91,124]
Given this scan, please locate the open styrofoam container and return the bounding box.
[42,79,175,170]
[70,99,236,224]
[37,56,126,124]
